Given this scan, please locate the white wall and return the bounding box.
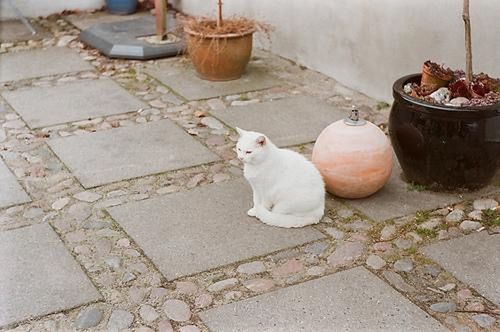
[0,0,105,19]
[172,0,500,101]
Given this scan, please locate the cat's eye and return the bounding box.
[246,151,252,154]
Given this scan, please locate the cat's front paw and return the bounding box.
[247,208,257,217]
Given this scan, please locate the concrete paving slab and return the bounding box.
[422,232,500,305]
[144,63,282,101]
[0,47,93,83]
[2,79,146,128]
[0,20,49,42]
[108,179,324,280]
[341,160,464,222]
[212,96,345,147]
[0,158,30,208]
[0,223,101,328]
[200,266,446,332]
[47,119,220,188]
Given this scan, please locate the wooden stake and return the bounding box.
[217,0,223,27]
[155,0,166,41]
[463,0,473,84]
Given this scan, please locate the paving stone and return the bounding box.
[325,227,345,239]
[272,259,304,276]
[366,254,386,270]
[445,209,465,223]
[2,79,146,128]
[207,98,226,110]
[422,232,500,305]
[243,278,275,293]
[179,325,200,332]
[306,266,326,276]
[48,120,220,188]
[471,314,495,328]
[0,20,49,43]
[158,319,174,332]
[420,217,441,230]
[0,48,92,82]
[107,309,134,330]
[304,241,329,255]
[108,179,323,280]
[380,225,396,240]
[200,267,445,331]
[468,210,482,221]
[208,278,239,292]
[343,161,463,222]
[175,281,198,295]
[136,327,155,332]
[0,223,101,327]
[430,302,456,313]
[423,265,441,278]
[327,241,364,267]
[74,307,103,329]
[473,198,498,211]
[394,259,414,272]
[139,304,159,323]
[459,220,482,231]
[237,261,266,275]
[51,197,70,210]
[163,299,191,322]
[212,96,344,147]
[145,63,281,101]
[394,238,412,250]
[438,283,456,292]
[195,294,213,309]
[0,158,31,208]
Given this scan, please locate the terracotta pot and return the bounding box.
[312,111,393,199]
[185,27,254,81]
[390,74,499,190]
[421,62,453,93]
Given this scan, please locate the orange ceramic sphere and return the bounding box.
[312,119,393,199]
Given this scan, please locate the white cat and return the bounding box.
[235,127,325,228]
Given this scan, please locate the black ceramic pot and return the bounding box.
[389,74,500,190]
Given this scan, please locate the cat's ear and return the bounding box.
[256,135,266,146]
[235,127,245,136]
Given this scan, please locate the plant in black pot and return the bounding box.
[389,0,499,191]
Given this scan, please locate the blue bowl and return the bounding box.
[106,0,137,15]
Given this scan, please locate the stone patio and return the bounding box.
[108,179,324,280]
[0,20,49,43]
[145,63,283,101]
[0,48,93,83]
[0,158,30,208]
[211,96,345,147]
[200,267,447,332]
[47,120,220,188]
[2,78,146,128]
[422,232,500,306]
[0,11,498,332]
[0,223,101,327]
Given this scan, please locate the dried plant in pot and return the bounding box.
[389,0,499,191]
[182,0,269,81]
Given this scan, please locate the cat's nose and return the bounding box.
[238,156,244,161]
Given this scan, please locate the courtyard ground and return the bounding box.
[0,12,499,332]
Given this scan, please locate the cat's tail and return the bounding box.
[256,207,322,228]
